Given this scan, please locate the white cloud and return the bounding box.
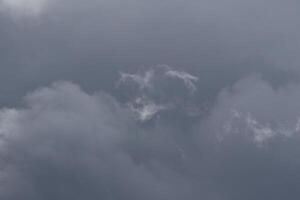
[221,110,277,145]
[117,70,154,90]
[245,114,276,145]
[165,70,199,94]
[127,97,167,122]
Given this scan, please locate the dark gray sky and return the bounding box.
[1,0,300,199]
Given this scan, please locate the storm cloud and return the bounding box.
[1,0,300,199]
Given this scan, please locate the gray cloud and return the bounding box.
[1,0,300,107]
[0,75,299,199]
[1,0,300,199]
[203,75,300,145]
[193,75,300,200]
[117,65,201,121]
[0,82,194,200]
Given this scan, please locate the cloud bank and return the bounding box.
[0,71,300,199]
[1,0,300,199]
[0,81,192,200]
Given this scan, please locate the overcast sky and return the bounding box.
[1,0,300,199]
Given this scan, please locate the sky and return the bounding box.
[0,0,300,199]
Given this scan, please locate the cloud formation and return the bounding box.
[0,81,198,200]
[1,0,300,199]
[117,66,200,121]
[165,69,199,94]
[203,75,300,145]
[0,73,300,199]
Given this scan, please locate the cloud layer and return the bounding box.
[0,81,196,200]
[1,0,300,199]
[0,73,300,199]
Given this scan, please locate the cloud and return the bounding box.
[117,66,198,93]
[1,77,300,199]
[1,0,300,199]
[0,81,194,200]
[127,96,167,122]
[116,66,201,121]
[0,0,47,17]
[1,0,300,108]
[118,70,154,91]
[202,75,300,145]
[165,69,199,94]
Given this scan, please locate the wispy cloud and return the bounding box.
[116,66,200,122]
[206,76,300,146]
[127,96,167,122]
[165,70,199,94]
[221,109,299,145]
[117,70,154,90]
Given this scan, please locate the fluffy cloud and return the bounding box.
[1,0,300,198]
[202,75,300,145]
[0,81,194,200]
[1,75,300,199]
